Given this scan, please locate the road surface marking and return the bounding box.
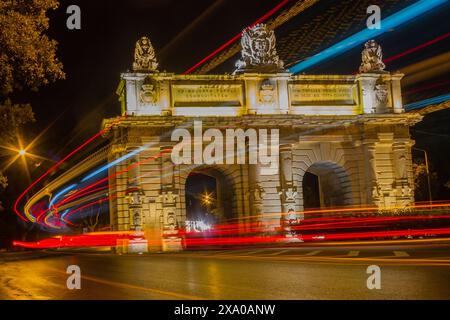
[305,250,321,256]
[235,250,264,255]
[347,251,360,257]
[394,251,410,257]
[213,250,235,255]
[267,249,291,256]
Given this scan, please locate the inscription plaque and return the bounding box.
[290,84,357,106]
[171,84,244,107]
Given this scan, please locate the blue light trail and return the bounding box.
[405,93,450,111]
[289,0,448,74]
[81,142,157,182]
[48,184,77,209]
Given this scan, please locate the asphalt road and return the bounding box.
[1,243,450,300]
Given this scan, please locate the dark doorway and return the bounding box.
[302,162,353,212]
[302,171,321,210]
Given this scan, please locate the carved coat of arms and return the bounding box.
[234,24,284,74]
[374,77,390,113]
[139,77,158,104]
[259,80,276,104]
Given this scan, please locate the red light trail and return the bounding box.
[62,195,117,223]
[55,149,172,209]
[13,231,137,249]
[183,0,290,75]
[384,32,450,64]
[54,184,112,208]
[13,207,450,249]
[404,80,450,95]
[13,116,125,222]
[27,149,172,227]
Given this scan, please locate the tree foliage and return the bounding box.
[0,99,35,144]
[0,0,64,190]
[0,0,65,95]
[0,99,35,190]
[413,159,438,201]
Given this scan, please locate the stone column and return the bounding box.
[126,155,143,230]
[243,74,259,115]
[391,73,405,114]
[278,144,301,240]
[125,152,148,253]
[357,73,379,114]
[248,163,265,231]
[363,132,409,211]
[277,74,291,114]
[108,126,127,233]
[392,141,414,209]
[158,145,182,251]
[363,141,379,205]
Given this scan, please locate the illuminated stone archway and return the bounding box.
[29,27,421,253]
[100,30,421,252]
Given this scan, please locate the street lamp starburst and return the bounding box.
[200,190,215,209]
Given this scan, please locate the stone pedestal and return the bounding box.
[161,236,183,252]
[128,238,148,254]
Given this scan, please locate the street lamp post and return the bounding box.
[413,147,433,205]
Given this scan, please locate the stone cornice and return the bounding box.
[102,113,423,136]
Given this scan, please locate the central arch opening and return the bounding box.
[185,168,234,231]
[302,161,352,211]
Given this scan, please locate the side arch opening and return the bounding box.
[184,167,235,231]
[302,161,352,211]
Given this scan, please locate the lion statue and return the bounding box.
[133,36,159,72]
[359,40,386,73]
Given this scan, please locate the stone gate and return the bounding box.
[102,24,422,252]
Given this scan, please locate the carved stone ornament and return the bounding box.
[165,212,177,228]
[401,184,413,197]
[395,153,407,179]
[139,77,157,104]
[252,185,266,202]
[374,77,389,112]
[259,80,276,104]
[283,203,296,213]
[359,40,386,73]
[160,191,178,205]
[129,193,142,206]
[372,183,382,200]
[132,208,142,228]
[133,36,159,72]
[234,23,284,74]
[279,187,298,202]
